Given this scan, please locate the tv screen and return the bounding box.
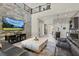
[2,17,24,30]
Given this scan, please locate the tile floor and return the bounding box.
[13,34,57,56]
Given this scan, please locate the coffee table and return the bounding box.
[21,37,48,53]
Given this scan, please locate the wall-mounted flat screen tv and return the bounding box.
[2,17,24,30]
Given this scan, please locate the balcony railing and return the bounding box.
[14,3,51,14]
[14,3,32,14]
[31,3,51,14]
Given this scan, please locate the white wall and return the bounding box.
[31,3,79,37]
[31,12,71,38]
[53,18,70,38]
[31,11,53,37]
[39,22,44,37]
[31,14,38,37]
[41,17,70,38]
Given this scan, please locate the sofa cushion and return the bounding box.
[56,41,71,50]
[57,38,67,42]
[0,51,6,56]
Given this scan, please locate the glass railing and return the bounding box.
[31,3,51,14]
[14,3,32,14]
[14,3,51,14]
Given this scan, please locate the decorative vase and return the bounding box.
[34,37,39,41]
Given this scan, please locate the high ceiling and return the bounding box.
[26,3,46,8]
[26,3,79,19]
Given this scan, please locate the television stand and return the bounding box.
[5,33,26,44]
